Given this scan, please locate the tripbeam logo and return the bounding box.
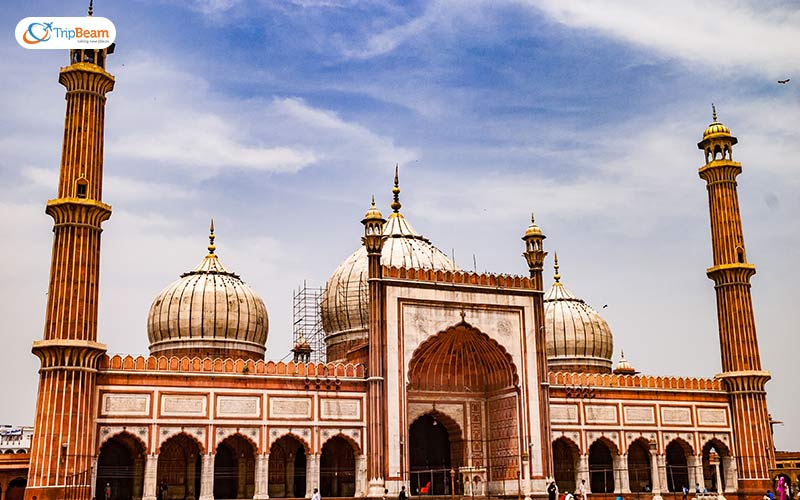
[16,17,116,49]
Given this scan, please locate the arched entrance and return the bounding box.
[410,414,455,495]
[6,477,26,500]
[158,433,202,500]
[627,439,651,493]
[552,438,579,493]
[320,435,357,497]
[665,440,691,493]
[215,434,256,499]
[702,440,729,493]
[407,320,519,494]
[96,432,146,500]
[268,435,307,498]
[588,440,615,493]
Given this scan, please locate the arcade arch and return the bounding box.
[588,439,616,494]
[701,439,730,493]
[157,433,203,500]
[552,437,580,494]
[215,434,256,499]
[665,439,693,493]
[96,432,147,500]
[320,435,357,497]
[268,435,307,498]
[627,438,651,493]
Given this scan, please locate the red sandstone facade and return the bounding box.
[19,33,780,500]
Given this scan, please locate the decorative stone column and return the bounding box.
[90,456,99,500]
[649,440,663,500]
[709,450,726,500]
[199,453,215,500]
[307,453,320,498]
[689,455,704,493]
[614,454,630,493]
[254,453,270,500]
[142,454,159,500]
[578,455,591,494]
[522,452,532,500]
[722,456,737,493]
[658,455,668,496]
[356,454,367,497]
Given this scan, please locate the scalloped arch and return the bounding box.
[98,429,147,455]
[159,430,205,454]
[217,432,259,454]
[270,432,311,454]
[321,432,362,455]
[408,321,518,392]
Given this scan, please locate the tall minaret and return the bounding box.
[697,107,774,497]
[26,12,115,500]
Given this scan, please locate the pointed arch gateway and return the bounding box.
[407,320,520,494]
[268,435,308,498]
[96,431,147,500]
[158,433,203,500]
[215,434,256,499]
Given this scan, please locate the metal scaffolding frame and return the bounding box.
[292,281,325,364]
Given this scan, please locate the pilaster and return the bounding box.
[142,454,158,500]
[254,453,269,500]
[199,453,214,500]
[306,453,320,498]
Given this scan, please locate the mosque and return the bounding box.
[12,25,783,500]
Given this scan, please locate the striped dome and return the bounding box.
[147,234,268,360]
[543,259,613,373]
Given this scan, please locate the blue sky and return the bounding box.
[1,0,799,449]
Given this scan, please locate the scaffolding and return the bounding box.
[292,282,325,364]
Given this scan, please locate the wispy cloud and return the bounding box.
[525,0,800,77]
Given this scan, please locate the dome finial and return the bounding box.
[390,164,402,213]
[88,0,93,16]
[712,103,717,122]
[531,211,535,224]
[208,219,216,255]
[554,252,561,283]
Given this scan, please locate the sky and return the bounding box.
[1,0,798,449]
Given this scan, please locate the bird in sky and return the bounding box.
[778,78,790,84]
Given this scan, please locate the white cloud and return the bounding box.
[526,0,800,76]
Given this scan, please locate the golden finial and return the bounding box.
[712,103,717,122]
[208,219,216,255]
[390,164,402,213]
[88,0,94,16]
[553,252,560,283]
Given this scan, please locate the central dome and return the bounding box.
[147,223,269,360]
[321,174,457,362]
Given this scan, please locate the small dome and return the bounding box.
[321,173,456,362]
[702,105,733,140]
[147,224,268,360]
[544,255,613,373]
[613,350,638,375]
[702,121,731,140]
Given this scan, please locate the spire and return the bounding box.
[88,0,93,16]
[208,219,216,255]
[712,103,717,122]
[554,252,561,283]
[391,164,402,213]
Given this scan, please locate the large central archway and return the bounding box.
[407,320,520,493]
[320,436,357,497]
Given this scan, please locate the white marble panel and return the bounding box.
[270,397,312,419]
[320,398,361,420]
[585,404,617,424]
[550,404,579,423]
[102,393,150,416]
[697,408,727,426]
[661,406,692,425]
[217,396,260,418]
[161,394,207,417]
[624,406,655,424]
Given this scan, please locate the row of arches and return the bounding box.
[96,432,357,500]
[553,437,732,494]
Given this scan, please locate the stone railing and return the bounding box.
[549,371,723,391]
[100,354,365,378]
[382,265,536,290]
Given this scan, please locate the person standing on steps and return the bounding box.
[312,488,321,500]
[399,486,407,500]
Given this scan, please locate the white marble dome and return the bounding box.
[147,229,268,360]
[321,200,456,362]
[543,257,613,373]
